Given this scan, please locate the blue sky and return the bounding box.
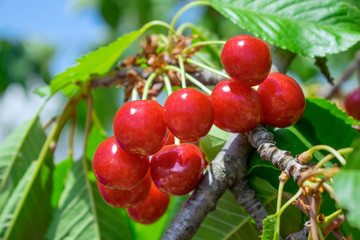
[0,0,107,75]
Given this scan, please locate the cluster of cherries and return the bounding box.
[92,35,306,225]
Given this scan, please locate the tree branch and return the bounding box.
[162,134,252,240]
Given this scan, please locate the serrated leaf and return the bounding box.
[46,160,133,240]
[207,0,360,57]
[333,169,360,229]
[50,23,155,96]
[261,214,277,240]
[0,117,47,213]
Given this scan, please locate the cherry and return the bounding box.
[113,100,168,156]
[345,88,360,121]
[97,171,151,208]
[127,182,170,225]
[257,72,306,128]
[221,35,271,86]
[163,88,214,142]
[92,136,149,189]
[210,79,261,133]
[150,143,206,196]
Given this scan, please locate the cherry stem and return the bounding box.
[163,74,173,96]
[178,55,187,88]
[321,209,343,229]
[165,65,212,95]
[186,58,229,79]
[143,20,176,36]
[131,86,138,101]
[193,53,218,69]
[42,116,57,130]
[170,1,210,34]
[313,147,352,171]
[306,145,346,166]
[142,71,159,100]
[274,188,303,239]
[182,40,225,54]
[275,172,290,239]
[176,23,221,59]
[82,93,101,239]
[91,110,107,137]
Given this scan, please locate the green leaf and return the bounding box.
[46,160,133,240]
[261,214,277,240]
[333,169,360,229]
[207,0,360,57]
[50,22,155,96]
[51,158,73,208]
[345,138,360,170]
[0,155,53,239]
[0,117,47,213]
[200,125,229,161]
[193,190,260,240]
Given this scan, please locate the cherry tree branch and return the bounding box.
[245,124,310,183]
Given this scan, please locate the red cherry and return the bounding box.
[345,88,360,121]
[210,79,261,133]
[221,35,271,86]
[257,72,306,128]
[113,100,168,156]
[97,171,151,208]
[127,182,170,225]
[92,136,149,189]
[150,143,206,196]
[163,88,214,142]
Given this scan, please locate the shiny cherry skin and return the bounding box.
[163,88,214,142]
[345,88,360,121]
[113,100,168,156]
[257,72,306,128]
[92,136,149,189]
[127,182,170,225]
[97,172,151,208]
[221,35,271,86]
[210,79,261,133]
[150,143,206,196]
